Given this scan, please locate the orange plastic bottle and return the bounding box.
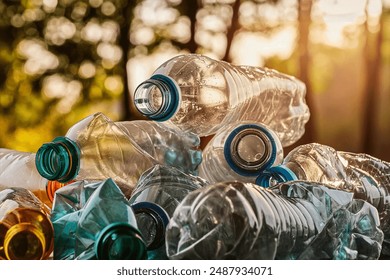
[0,187,54,260]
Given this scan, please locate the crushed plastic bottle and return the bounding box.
[133,54,310,146]
[256,142,390,256]
[129,164,208,260]
[51,178,147,260]
[165,181,383,260]
[0,187,54,260]
[0,148,70,207]
[35,112,201,197]
[198,121,283,183]
[116,120,202,175]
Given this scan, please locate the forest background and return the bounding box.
[1,0,390,160]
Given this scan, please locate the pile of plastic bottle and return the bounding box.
[0,54,388,260]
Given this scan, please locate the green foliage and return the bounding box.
[0,0,129,152]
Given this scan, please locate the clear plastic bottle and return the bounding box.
[198,121,283,183]
[0,187,54,260]
[133,54,310,146]
[255,143,390,256]
[129,164,208,260]
[51,178,147,260]
[166,181,383,260]
[35,112,201,197]
[116,120,202,175]
[0,148,70,207]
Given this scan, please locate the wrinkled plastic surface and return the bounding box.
[51,179,145,260]
[62,113,156,197]
[166,181,383,260]
[117,120,202,175]
[137,54,310,145]
[0,149,47,194]
[0,149,69,207]
[265,143,390,256]
[54,112,201,196]
[129,164,208,259]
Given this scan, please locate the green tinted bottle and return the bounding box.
[51,178,147,260]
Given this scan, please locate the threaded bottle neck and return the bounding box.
[256,165,298,187]
[4,223,46,260]
[35,137,80,183]
[95,222,147,260]
[224,124,281,177]
[131,201,170,250]
[133,74,181,121]
[46,180,74,202]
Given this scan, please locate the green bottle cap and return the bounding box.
[95,222,147,260]
[35,136,80,183]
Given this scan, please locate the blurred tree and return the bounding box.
[0,0,131,151]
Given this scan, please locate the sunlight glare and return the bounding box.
[231,26,296,66]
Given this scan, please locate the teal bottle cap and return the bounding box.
[256,165,298,187]
[95,222,147,260]
[35,136,80,183]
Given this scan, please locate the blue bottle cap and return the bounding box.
[131,201,170,250]
[256,165,298,187]
[223,123,280,177]
[35,136,80,183]
[95,222,147,260]
[133,74,181,121]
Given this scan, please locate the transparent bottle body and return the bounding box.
[129,164,208,259]
[166,181,382,260]
[63,113,157,197]
[117,120,202,175]
[0,187,54,260]
[198,121,283,183]
[41,112,201,196]
[0,149,66,207]
[51,180,101,260]
[264,143,390,256]
[139,54,310,145]
[51,179,146,260]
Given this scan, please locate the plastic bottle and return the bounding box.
[129,164,208,260]
[255,143,390,256]
[35,112,201,197]
[0,148,70,206]
[198,121,283,183]
[116,120,202,175]
[51,178,147,260]
[0,187,54,260]
[165,181,383,260]
[133,53,310,146]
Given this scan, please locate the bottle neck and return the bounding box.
[95,222,147,260]
[4,223,46,260]
[35,136,80,183]
[133,74,181,121]
[131,201,170,250]
[46,180,74,202]
[224,124,281,177]
[256,165,298,187]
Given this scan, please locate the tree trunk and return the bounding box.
[284,0,315,154]
[119,1,137,120]
[362,13,383,155]
[223,0,240,62]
